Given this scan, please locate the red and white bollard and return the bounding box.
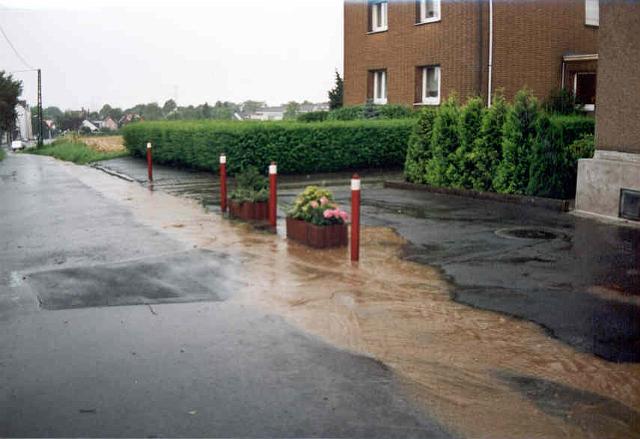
[351,174,361,262]
[219,154,227,212]
[146,142,153,182]
[269,162,277,228]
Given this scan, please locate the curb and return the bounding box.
[91,164,136,182]
[383,181,574,212]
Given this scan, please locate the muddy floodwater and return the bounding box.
[70,163,640,438]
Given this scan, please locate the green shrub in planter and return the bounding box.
[404,108,437,184]
[229,166,269,203]
[470,93,508,191]
[494,89,540,194]
[425,96,461,186]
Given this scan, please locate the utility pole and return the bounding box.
[37,68,43,147]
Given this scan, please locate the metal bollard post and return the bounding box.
[219,154,227,212]
[146,142,153,182]
[351,174,361,262]
[269,162,277,228]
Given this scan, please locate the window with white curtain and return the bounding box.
[418,0,441,24]
[373,70,387,104]
[585,0,599,26]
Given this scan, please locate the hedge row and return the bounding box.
[404,90,595,199]
[298,104,417,123]
[123,119,415,175]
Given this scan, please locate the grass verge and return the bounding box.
[27,141,129,164]
[0,148,6,161]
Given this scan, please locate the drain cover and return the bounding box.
[495,227,560,241]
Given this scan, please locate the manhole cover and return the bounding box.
[495,227,560,241]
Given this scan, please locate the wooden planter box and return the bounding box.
[286,217,348,249]
[229,200,269,222]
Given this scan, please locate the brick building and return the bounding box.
[576,1,640,222]
[344,0,599,107]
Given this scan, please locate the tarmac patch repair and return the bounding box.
[28,249,244,310]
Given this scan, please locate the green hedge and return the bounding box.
[123,119,415,175]
[404,91,595,199]
[327,104,417,121]
[297,111,329,122]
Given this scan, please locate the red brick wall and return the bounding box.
[344,0,598,106]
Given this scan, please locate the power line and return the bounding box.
[0,22,34,70]
[9,68,38,74]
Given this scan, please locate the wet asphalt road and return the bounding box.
[0,153,452,438]
[99,156,640,363]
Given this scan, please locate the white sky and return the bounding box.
[0,0,344,110]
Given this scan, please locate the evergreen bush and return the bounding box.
[526,114,569,198]
[425,96,461,186]
[494,89,540,194]
[454,97,484,189]
[404,108,437,183]
[470,93,509,191]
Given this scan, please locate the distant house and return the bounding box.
[14,101,33,141]
[81,120,100,133]
[244,102,330,121]
[299,102,330,113]
[248,106,286,121]
[95,117,118,131]
[118,113,142,127]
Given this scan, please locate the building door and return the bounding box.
[574,72,597,111]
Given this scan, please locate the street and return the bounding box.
[0,153,451,438]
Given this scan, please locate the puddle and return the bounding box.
[66,162,640,439]
[496,227,562,240]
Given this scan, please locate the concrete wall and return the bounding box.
[594,1,640,154]
[575,1,640,221]
[344,0,598,106]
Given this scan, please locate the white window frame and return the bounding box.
[421,66,441,105]
[418,0,441,24]
[371,1,388,32]
[373,70,387,105]
[585,0,599,26]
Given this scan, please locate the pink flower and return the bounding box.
[339,211,348,221]
[323,209,333,219]
[310,201,319,209]
[320,196,329,206]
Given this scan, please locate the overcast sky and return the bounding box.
[0,0,344,111]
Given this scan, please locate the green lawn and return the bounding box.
[27,141,128,164]
[0,148,6,161]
